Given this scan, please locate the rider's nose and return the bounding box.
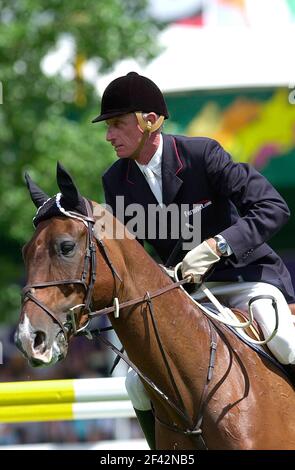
[106,126,115,142]
[33,330,47,354]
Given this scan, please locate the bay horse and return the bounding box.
[15,163,295,450]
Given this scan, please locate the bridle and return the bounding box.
[21,199,112,338]
[21,198,218,449]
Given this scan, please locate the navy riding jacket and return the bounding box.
[102,134,295,303]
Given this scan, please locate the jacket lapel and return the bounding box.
[161,134,183,205]
[125,159,159,205]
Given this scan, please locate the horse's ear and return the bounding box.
[24,172,50,208]
[56,162,89,216]
[56,162,81,205]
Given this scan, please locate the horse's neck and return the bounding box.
[93,203,167,301]
[117,239,169,301]
[106,235,205,337]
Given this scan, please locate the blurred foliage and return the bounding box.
[0,0,162,323]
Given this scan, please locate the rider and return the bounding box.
[92,71,295,449]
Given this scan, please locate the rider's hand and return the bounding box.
[181,239,220,283]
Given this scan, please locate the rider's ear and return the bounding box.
[24,172,50,208]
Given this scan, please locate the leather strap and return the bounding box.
[88,278,191,320]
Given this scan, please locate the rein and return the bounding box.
[21,199,218,448]
[88,276,191,319]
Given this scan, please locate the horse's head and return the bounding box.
[15,163,112,367]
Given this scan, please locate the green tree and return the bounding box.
[0,0,161,322]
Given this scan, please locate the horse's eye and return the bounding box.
[60,241,75,256]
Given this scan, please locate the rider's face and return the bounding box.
[105,113,142,159]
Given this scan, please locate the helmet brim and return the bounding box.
[91,109,132,123]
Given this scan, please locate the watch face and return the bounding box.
[214,236,228,255]
[218,241,227,254]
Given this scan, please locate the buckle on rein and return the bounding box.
[67,298,120,338]
[67,304,92,339]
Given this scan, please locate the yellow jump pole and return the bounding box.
[0,401,135,423]
[0,377,128,406]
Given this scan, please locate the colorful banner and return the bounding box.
[166,88,295,188]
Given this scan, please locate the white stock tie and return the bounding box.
[143,167,163,205]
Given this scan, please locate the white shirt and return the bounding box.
[136,134,163,205]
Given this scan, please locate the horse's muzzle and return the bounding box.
[14,316,68,367]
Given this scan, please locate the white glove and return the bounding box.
[181,240,220,283]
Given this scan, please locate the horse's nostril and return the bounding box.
[33,330,47,352]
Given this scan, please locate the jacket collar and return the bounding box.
[125,134,183,205]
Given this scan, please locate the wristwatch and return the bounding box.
[214,235,230,256]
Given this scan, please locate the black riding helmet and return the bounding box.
[91,71,169,123]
